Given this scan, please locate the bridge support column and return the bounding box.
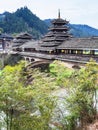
[24,57,30,67]
[24,57,27,61]
[29,57,32,63]
[0,54,6,69]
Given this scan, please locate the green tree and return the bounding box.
[27,68,57,129]
[0,61,34,130]
[0,27,3,33]
[49,60,73,86]
[63,59,98,130]
[0,61,57,130]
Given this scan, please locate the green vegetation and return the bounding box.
[49,60,73,86]
[0,7,48,39]
[60,59,98,130]
[0,61,56,130]
[69,24,98,37]
[4,54,23,66]
[0,60,98,130]
[0,60,2,69]
[0,27,3,33]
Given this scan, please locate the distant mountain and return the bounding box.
[44,19,52,27]
[0,7,48,39]
[44,19,98,38]
[0,14,5,21]
[69,24,98,37]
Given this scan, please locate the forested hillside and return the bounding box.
[0,7,48,39]
[69,24,98,37]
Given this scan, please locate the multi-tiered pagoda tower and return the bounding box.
[40,10,71,53]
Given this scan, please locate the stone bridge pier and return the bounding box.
[0,52,8,68]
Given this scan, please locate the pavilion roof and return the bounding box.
[12,32,34,47]
[15,32,33,39]
[20,40,39,49]
[12,39,31,47]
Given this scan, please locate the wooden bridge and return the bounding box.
[26,59,53,70]
[18,51,96,69]
[24,57,85,70]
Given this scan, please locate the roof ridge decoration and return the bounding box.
[58,9,60,19]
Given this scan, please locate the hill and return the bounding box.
[69,24,98,37]
[44,19,98,38]
[0,7,48,39]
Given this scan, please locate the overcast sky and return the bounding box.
[0,0,98,28]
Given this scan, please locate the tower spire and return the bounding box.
[58,9,60,19]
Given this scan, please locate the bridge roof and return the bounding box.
[20,40,56,51]
[37,46,56,51]
[57,37,98,50]
[14,36,98,52]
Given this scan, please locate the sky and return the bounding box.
[0,0,98,29]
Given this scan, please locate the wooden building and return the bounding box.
[12,11,98,63]
[12,32,33,52]
[0,33,13,51]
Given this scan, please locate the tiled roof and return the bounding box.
[37,46,56,51]
[40,41,61,47]
[20,40,56,51]
[12,39,31,47]
[20,40,39,49]
[15,32,33,39]
[57,37,98,50]
[0,33,13,40]
[52,18,68,24]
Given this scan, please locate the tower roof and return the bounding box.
[40,12,71,48]
[52,10,68,24]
